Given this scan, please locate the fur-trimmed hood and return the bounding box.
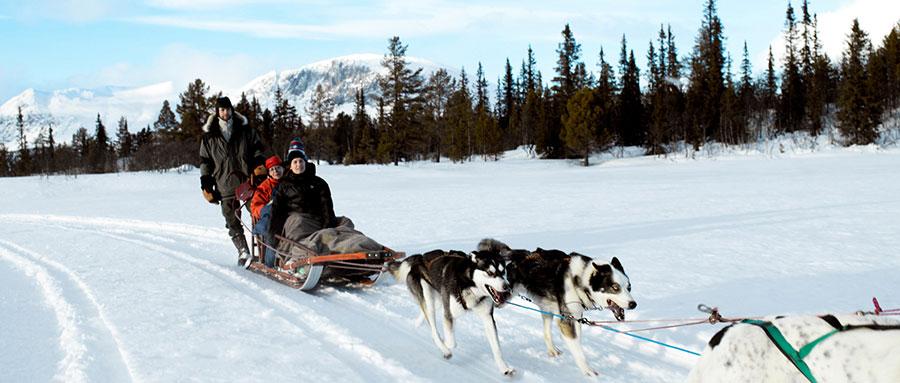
[202,111,248,133]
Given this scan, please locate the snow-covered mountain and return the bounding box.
[240,53,451,119]
[0,54,453,148]
[0,82,176,148]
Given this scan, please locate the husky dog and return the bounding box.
[479,238,636,376]
[687,314,900,383]
[388,248,515,375]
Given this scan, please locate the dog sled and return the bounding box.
[235,182,404,290]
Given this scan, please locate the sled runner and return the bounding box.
[234,181,404,290]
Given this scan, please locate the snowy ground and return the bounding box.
[2,146,899,382]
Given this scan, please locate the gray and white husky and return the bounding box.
[388,248,515,375]
[479,238,637,377]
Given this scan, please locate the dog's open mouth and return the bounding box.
[486,285,508,305]
[607,299,625,321]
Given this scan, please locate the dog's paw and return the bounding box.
[581,369,599,377]
[502,368,516,376]
[442,351,453,360]
[547,347,562,357]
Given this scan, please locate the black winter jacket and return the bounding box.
[198,112,265,198]
[267,162,336,242]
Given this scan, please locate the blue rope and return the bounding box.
[506,300,702,357]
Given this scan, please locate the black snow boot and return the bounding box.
[231,234,252,269]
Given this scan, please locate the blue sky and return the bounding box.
[1,0,896,101]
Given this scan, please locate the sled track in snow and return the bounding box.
[0,242,89,383]
[1,214,690,381]
[0,240,138,382]
[5,216,423,382]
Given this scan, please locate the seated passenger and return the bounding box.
[251,155,284,221]
[267,137,382,262]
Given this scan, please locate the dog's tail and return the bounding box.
[478,238,511,255]
[386,254,419,283]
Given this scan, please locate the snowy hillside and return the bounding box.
[0,54,451,148]
[0,83,176,149]
[240,53,452,119]
[2,149,899,382]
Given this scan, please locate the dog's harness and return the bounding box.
[743,317,900,383]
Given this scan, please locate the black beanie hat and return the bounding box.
[216,96,233,110]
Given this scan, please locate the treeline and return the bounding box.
[2,0,899,176]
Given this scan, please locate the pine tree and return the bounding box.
[72,127,90,172]
[685,0,725,149]
[91,114,111,173]
[618,37,644,147]
[721,55,745,144]
[562,88,599,165]
[251,96,270,146]
[546,24,584,158]
[46,124,56,173]
[665,26,685,146]
[838,19,879,145]
[15,106,32,176]
[424,69,453,161]
[445,68,474,162]
[595,47,617,152]
[273,86,301,155]
[473,62,501,158]
[351,89,376,163]
[806,14,832,136]
[305,84,335,163]
[154,100,179,138]
[377,36,425,165]
[779,2,806,133]
[739,42,759,140]
[764,46,779,126]
[175,79,212,142]
[117,116,132,171]
[499,59,516,148]
[0,144,9,177]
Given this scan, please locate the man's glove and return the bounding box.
[200,175,220,204]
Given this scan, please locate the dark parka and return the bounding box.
[199,112,266,198]
[267,162,336,243]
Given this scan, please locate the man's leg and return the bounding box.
[221,197,251,267]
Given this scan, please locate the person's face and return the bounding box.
[217,107,231,121]
[269,165,284,180]
[290,157,306,175]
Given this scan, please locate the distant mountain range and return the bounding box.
[0,54,451,147]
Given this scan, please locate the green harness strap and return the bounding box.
[742,319,841,383]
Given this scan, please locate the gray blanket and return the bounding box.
[278,215,383,257]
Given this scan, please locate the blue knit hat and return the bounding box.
[286,137,308,162]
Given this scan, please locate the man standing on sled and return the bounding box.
[199,96,266,268]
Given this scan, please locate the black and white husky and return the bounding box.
[388,248,515,375]
[479,239,637,376]
[687,314,900,383]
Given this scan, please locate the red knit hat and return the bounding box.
[265,155,282,169]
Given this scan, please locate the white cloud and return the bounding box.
[72,44,271,97]
[759,0,900,69]
[127,2,616,41]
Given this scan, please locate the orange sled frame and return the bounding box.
[247,234,404,290]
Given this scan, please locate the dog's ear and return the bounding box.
[594,263,613,276]
[611,257,624,273]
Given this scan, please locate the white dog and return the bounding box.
[687,314,900,383]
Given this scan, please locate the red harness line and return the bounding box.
[873,297,900,315]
